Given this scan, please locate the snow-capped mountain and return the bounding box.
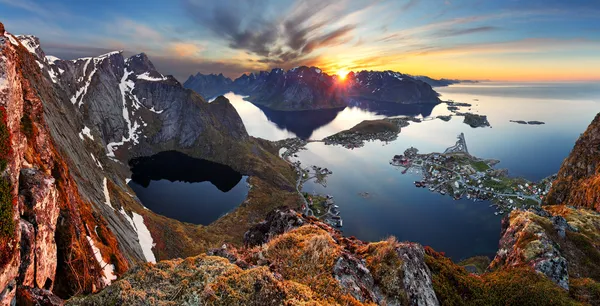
[0,23,291,302]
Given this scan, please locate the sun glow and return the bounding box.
[337,69,349,80]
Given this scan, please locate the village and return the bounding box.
[391,133,555,215]
[277,138,342,227]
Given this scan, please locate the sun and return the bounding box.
[337,69,349,80]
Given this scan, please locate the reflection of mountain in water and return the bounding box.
[254,99,436,139]
[256,104,346,139]
[129,151,243,192]
[347,99,436,117]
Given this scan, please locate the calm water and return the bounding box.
[128,151,249,225]
[224,82,600,260]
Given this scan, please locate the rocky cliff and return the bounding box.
[546,113,600,211]
[0,22,299,304]
[184,67,440,111]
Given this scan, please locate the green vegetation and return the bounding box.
[359,237,409,304]
[0,178,14,238]
[349,119,400,134]
[458,256,491,274]
[471,160,490,172]
[425,247,579,306]
[570,278,600,305]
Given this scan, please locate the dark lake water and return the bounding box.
[128,151,249,225]
[221,82,600,261]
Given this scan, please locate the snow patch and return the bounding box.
[86,236,117,286]
[106,68,142,157]
[137,72,168,81]
[102,177,112,208]
[45,55,60,63]
[132,212,156,263]
[15,35,39,54]
[81,126,94,140]
[90,153,103,170]
[148,106,163,114]
[117,208,156,262]
[47,67,59,83]
[7,34,19,46]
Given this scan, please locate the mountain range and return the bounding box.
[1,22,600,305]
[184,67,442,111]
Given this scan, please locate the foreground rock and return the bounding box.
[69,208,440,306]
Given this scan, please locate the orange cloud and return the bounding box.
[170,42,204,57]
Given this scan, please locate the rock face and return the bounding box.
[546,112,600,211]
[490,209,570,289]
[182,73,232,99]
[184,67,440,111]
[69,208,439,306]
[1,22,295,303]
[490,205,600,291]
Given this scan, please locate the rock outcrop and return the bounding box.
[546,112,600,211]
[69,208,440,306]
[184,68,440,111]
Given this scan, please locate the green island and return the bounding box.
[391,133,555,214]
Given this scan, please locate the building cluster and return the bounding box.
[391,144,552,216]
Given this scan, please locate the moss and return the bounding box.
[358,237,408,303]
[0,177,14,238]
[570,278,600,306]
[424,247,578,306]
[566,231,600,280]
[458,256,491,274]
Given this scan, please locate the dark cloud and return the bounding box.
[433,26,499,37]
[182,0,356,64]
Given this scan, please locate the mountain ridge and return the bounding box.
[184,67,441,111]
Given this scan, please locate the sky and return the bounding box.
[1,0,600,82]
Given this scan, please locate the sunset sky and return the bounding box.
[1,0,599,81]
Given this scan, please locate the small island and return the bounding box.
[322,117,420,148]
[457,112,490,128]
[510,120,546,125]
[390,133,554,215]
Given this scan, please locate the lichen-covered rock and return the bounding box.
[333,253,381,303]
[397,243,440,306]
[243,207,304,247]
[491,206,600,290]
[491,209,570,289]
